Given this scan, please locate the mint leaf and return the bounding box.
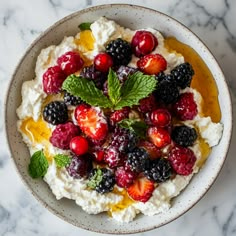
[79,22,92,31]
[108,69,121,105]
[62,75,112,108]
[54,154,71,168]
[115,72,157,110]
[87,168,103,189]
[28,150,49,179]
[118,119,148,138]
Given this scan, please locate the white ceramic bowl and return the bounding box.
[5,4,232,234]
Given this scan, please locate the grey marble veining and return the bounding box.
[0,0,236,235]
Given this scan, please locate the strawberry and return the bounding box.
[139,140,162,160]
[148,127,171,149]
[137,54,167,75]
[127,177,154,202]
[74,104,108,141]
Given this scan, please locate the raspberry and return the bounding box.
[127,147,150,173]
[168,146,197,175]
[110,107,130,126]
[50,122,79,149]
[64,91,83,106]
[109,126,138,153]
[88,168,115,194]
[154,80,180,104]
[94,53,113,73]
[171,62,194,89]
[80,65,107,89]
[138,94,157,113]
[150,108,171,127]
[144,158,172,183]
[104,146,123,168]
[116,66,138,83]
[173,92,198,120]
[131,30,158,57]
[106,38,132,66]
[42,66,66,94]
[115,166,136,188]
[43,101,68,125]
[57,51,84,75]
[67,154,93,179]
[171,125,198,147]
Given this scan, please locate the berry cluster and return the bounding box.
[39,28,199,201]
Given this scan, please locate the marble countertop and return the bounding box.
[1,0,236,235]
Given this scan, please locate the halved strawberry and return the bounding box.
[127,177,154,202]
[139,140,162,160]
[148,127,171,149]
[74,104,108,141]
[137,54,167,75]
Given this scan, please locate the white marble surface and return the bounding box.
[0,0,236,235]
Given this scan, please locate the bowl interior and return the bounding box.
[5,4,232,234]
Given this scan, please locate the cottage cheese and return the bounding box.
[17,17,223,223]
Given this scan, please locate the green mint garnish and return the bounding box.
[62,69,157,110]
[79,22,92,31]
[118,118,148,138]
[87,168,103,189]
[107,69,121,105]
[115,72,157,110]
[28,150,49,179]
[62,74,112,108]
[54,154,71,168]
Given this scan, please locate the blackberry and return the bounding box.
[43,101,68,125]
[88,168,115,194]
[64,91,83,106]
[127,147,150,173]
[106,38,132,66]
[155,72,175,83]
[67,154,93,179]
[154,80,180,104]
[144,158,172,183]
[116,66,137,83]
[80,65,107,89]
[171,125,197,147]
[110,126,138,153]
[171,62,194,89]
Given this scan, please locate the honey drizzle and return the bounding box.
[108,189,134,215]
[164,37,221,123]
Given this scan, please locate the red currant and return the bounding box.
[94,53,113,72]
[131,30,158,57]
[150,108,171,127]
[70,136,89,156]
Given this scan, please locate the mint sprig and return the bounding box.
[87,168,103,189]
[62,69,157,110]
[115,72,157,110]
[108,69,121,105]
[118,119,148,138]
[28,150,49,179]
[79,22,92,31]
[54,154,71,168]
[62,75,112,108]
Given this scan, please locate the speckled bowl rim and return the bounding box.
[4,4,233,234]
